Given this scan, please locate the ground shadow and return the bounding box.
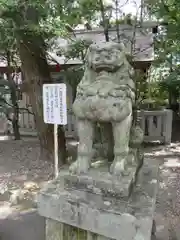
[0,210,45,240]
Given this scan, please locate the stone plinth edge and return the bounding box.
[37,158,159,240]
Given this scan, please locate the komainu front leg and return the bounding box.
[69,119,94,174]
[110,115,132,176]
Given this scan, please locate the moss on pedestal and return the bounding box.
[46,219,111,240]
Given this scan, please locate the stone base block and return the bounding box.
[46,219,111,240]
[60,164,139,199]
[38,158,159,240]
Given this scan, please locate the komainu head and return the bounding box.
[85,42,130,73]
[73,41,135,122]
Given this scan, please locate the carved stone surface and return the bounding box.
[70,41,142,176]
[59,166,138,199]
[38,158,159,240]
[46,219,112,240]
[38,39,158,240]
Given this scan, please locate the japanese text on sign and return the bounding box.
[43,84,67,125]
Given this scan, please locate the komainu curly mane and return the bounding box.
[70,42,143,176]
[73,42,135,122]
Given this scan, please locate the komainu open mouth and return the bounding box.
[93,64,122,73]
[92,65,112,72]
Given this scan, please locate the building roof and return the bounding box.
[51,25,155,62]
[47,52,82,65]
[0,23,156,69]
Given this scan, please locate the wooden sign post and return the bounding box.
[43,83,67,178]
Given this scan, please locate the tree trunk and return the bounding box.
[18,36,67,163]
[169,89,179,112]
[12,114,21,140]
[6,51,21,140]
[99,0,110,42]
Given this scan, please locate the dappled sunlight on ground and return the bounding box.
[0,136,12,141]
[0,139,54,212]
[164,158,180,168]
[143,142,180,239]
[0,204,14,219]
[0,138,180,239]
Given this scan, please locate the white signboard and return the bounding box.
[43,83,67,125]
[43,83,67,178]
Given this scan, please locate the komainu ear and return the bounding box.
[84,49,90,63]
[118,42,126,51]
[118,42,132,59]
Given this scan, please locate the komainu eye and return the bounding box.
[106,55,111,59]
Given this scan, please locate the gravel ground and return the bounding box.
[0,138,180,239]
[0,138,54,185]
[0,138,54,210]
[145,143,180,240]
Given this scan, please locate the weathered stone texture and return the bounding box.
[38,42,158,240]
[70,41,143,176]
[46,219,111,240]
[38,158,159,240]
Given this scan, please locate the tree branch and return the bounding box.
[0,103,12,122]
[161,0,177,22]
[19,107,34,115]
[0,96,34,115]
[0,96,12,107]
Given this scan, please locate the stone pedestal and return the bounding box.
[37,158,159,240]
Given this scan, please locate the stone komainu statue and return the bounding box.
[70,42,143,176]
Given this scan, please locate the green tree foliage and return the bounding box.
[0,73,21,139]
[59,39,93,61]
[58,38,93,98]
[0,0,152,159]
[0,18,22,139]
[0,0,102,162]
[0,76,12,114]
[146,0,180,108]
